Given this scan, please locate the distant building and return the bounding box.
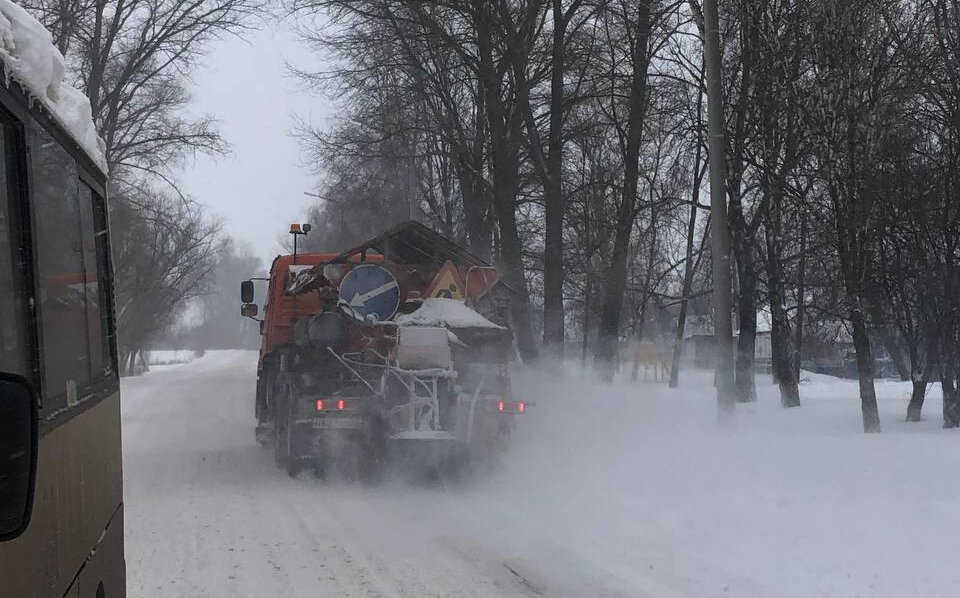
[682,310,773,370]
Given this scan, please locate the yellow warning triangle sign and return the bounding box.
[424,260,465,299]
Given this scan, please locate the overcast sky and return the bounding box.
[178,21,331,266]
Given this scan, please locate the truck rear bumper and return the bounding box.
[288,416,378,461]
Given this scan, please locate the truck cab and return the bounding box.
[241,251,382,445]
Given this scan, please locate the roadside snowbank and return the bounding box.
[491,367,958,597]
[0,0,106,169]
[145,349,200,367]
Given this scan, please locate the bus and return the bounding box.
[0,9,125,598]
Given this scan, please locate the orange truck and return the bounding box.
[240,222,527,478]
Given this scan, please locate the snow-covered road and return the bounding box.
[121,351,633,598]
[122,351,960,598]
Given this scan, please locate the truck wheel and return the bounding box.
[273,379,290,469]
[256,370,276,448]
[285,430,303,478]
[276,380,304,477]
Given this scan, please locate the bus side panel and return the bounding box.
[0,392,124,598]
[73,505,125,598]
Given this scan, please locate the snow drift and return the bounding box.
[394,297,504,329]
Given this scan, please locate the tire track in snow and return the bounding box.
[121,352,556,597]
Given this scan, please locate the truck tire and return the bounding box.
[273,378,290,469]
[255,368,276,448]
[274,378,304,477]
[284,398,304,479]
[255,374,263,420]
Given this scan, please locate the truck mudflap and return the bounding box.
[255,421,274,446]
[283,393,387,479]
[289,409,370,457]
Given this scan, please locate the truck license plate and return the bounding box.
[312,417,362,430]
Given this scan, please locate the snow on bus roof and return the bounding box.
[0,1,107,171]
[394,298,505,330]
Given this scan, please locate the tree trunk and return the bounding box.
[475,5,538,364]
[850,305,881,432]
[670,76,705,390]
[906,339,935,422]
[595,208,635,381]
[86,1,106,116]
[943,340,960,427]
[490,153,538,365]
[734,250,758,402]
[594,0,652,382]
[765,214,800,407]
[942,368,960,428]
[118,350,131,377]
[794,211,807,380]
[581,277,591,368]
[541,0,569,363]
[581,184,593,369]
[724,0,759,404]
[460,176,492,261]
[670,193,701,388]
[834,184,880,432]
[456,117,493,261]
[702,0,736,415]
[907,377,928,422]
[771,330,780,384]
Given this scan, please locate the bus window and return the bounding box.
[80,184,112,379]
[0,123,28,378]
[30,124,90,405]
[94,186,116,374]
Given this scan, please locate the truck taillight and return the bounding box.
[495,400,526,414]
[315,398,352,411]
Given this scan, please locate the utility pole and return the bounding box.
[702,0,736,417]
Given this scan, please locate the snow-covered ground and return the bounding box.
[121,351,960,597]
[144,349,200,367]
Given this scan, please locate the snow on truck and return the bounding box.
[240,221,528,478]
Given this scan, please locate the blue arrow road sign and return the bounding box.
[338,264,400,321]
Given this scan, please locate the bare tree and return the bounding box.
[24,0,260,175]
[804,0,923,432]
[494,0,595,362]
[178,239,263,351]
[110,190,220,374]
[748,0,809,407]
[593,0,673,381]
[23,0,262,368]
